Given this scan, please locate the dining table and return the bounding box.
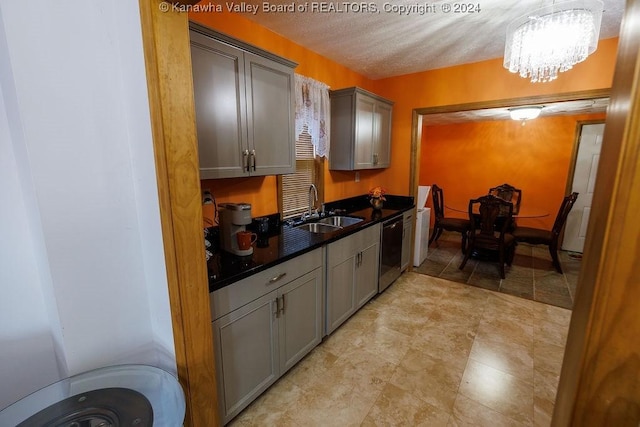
[445,204,549,218]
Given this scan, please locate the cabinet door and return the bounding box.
[244,52,295,176]
[278,268,323,373]
[326,235,357,334]
[190,33,249,179]
[356,240,380,308]
[353,94,376,169]
[374,101,392,168]
[401,212,414,272]
[212,292,279,424]
[326,255,356,334]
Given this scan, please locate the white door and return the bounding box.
[562,123,605,252]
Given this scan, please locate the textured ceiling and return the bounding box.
[239,0,625,79]
[231,0,623,122]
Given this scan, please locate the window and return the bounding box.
[280,74,329,219]
[280,129,323,219]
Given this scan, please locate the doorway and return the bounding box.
[409,90,611,202]
[562,122,605,253]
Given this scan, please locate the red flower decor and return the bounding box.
[369,186,387,201]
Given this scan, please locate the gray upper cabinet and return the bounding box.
[189,25,296,179]
[329,87,393,170]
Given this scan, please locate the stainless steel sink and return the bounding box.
[296,222,341,233]
[317,216,363,227]
[295,216,363,234]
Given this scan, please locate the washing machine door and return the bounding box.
[0,365,185,427]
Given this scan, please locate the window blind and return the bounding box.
[281,131,316,219]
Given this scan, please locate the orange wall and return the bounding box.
[420,114,606,229]
[373,37,618,195]
[189,6,619,218]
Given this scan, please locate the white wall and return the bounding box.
[0,0,176,409]
[0,47,64,410]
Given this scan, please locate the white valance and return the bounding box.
[294,74,330,158]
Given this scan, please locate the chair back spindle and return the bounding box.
[489,183,522,215]
[429,184,471,253]
[431,184,445,220]
[552,192,579,237]
[470,195,513,249]
[460,195,515,279]
[512,192,579,273]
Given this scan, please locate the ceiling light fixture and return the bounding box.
[504,0,604,83]
[509,106,544,123]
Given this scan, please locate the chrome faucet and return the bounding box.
[308,184,318,218]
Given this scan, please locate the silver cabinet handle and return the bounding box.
[268,272,287,284]
[373,153,378,165]
[250,149,256,171]
[243,149,250,172]
[280,295,285,315]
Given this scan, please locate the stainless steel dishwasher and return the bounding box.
[379,214,404,292]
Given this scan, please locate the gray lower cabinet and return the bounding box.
[279,270,323,372]
[213,292,278,423]
[329,87,393,170]
[401,209,414,272]
[356,239,380,306]
[326,224,381,334]
[210,249,323,424]
[190,25,296,179]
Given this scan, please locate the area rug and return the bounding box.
[414,231,579,309]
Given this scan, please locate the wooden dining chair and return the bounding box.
[459,195,515,279]
[428,184,471,252]
[489,183,522,215]
[512,192,579,273]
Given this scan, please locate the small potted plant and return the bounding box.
[369,186,387,210]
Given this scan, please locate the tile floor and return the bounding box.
[229,272,571,426]
[415,231,581,309]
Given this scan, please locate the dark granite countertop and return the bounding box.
[207,194,414,292]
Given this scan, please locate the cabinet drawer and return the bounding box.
[210,248,323,320]
[360,223,381,246]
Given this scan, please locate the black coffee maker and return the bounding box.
[255,217,270,247]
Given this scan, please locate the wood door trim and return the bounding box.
[553,0,640,423]
[138,1,219,426]
[414,88,611,116]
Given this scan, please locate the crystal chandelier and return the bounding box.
[504,0,604,83]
